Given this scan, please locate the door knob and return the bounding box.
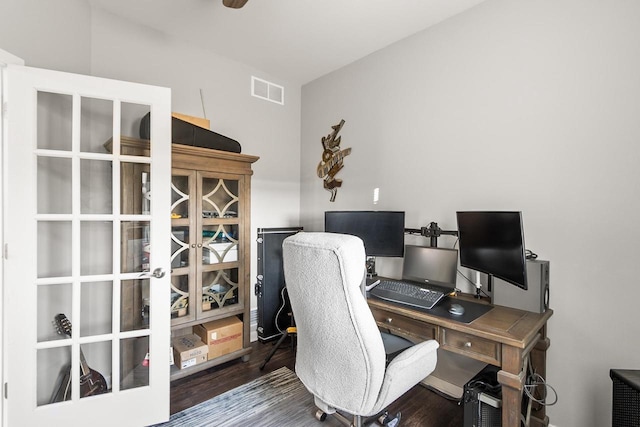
[139,268,166,279]
[151,268,166,278]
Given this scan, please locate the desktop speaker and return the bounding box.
[492,260,549,313]
[255,227,302,342]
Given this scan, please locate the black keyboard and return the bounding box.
[369,279,450,310]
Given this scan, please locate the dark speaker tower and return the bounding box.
[255,227,302,342]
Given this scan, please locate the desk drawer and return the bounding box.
[441,329,501,366]
[370,307,436,342]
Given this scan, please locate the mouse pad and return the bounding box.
[370,294,493,324]
[425,296,493,323]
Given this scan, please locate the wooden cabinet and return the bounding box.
[116,137,259,380]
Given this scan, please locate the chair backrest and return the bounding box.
[282,232,386,414]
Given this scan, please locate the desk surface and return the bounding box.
[369,295,552,350]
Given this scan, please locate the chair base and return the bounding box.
[315,409,401,427]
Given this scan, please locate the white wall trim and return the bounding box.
[250,307,258,342]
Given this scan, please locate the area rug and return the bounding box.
[152,367,339,427]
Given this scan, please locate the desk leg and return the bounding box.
[498,345,526,427]
[529,326,551,427]
[498,328,551,427]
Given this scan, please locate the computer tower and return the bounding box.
[463,365,502,427]
[255,227,302,342]
[493,260,549,313]
[463,364,532,427]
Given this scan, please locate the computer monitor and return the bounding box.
[402,245,458,287]
[456,211,528,290]
[324,211,405,257]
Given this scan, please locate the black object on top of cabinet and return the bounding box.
[139,113,241,153]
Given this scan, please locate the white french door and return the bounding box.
[2,64,171,426]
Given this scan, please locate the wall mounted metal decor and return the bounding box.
[317,119,351,202]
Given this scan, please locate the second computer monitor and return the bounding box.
[402,245,458,286]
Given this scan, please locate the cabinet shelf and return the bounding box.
[171,306,246,331]
[170,347,252,381]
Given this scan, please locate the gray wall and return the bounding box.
[301,1,640,426]
[0,0,91,74]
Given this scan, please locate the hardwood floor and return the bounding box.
[170,338,464,426]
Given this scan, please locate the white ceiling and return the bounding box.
[89,0,486,85]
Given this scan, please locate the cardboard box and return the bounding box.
[194,317,243,360]
[172,334,208,369]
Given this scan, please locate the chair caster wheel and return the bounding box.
[315,410,327,422]
[379,411,401,427]
[377,411,389,424]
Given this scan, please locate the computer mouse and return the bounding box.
[449,303,465,316]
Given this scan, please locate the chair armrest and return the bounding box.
[368,340,439,416]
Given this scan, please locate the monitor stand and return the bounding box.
[474,271,482,298]
[473,271,494,298]
[366,256,377,278]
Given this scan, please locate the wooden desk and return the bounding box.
[368,296,553,427]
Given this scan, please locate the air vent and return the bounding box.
[251,76,284,105]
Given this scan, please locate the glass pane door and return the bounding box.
[198,173,242,318]
[170,170,196,326]
[4,64,171,426]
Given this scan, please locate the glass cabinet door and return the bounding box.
[198,173,242,318]
[170,170,197,326]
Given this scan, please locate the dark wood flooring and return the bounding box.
[170,338,464,426]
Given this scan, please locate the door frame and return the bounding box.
[0,48,25,427]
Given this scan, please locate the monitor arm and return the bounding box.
[405,222,458,248]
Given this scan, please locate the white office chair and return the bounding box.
[282,232,439,426]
